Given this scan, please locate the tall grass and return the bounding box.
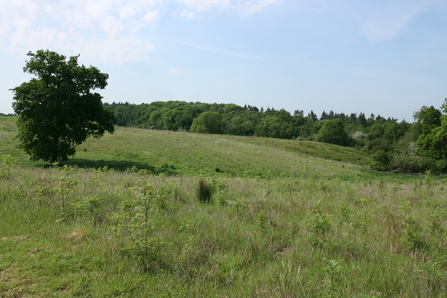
[1,162,447,297]
[2,118,446,296]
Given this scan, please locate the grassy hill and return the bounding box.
[3,116,447,297]
[1,116,373,179]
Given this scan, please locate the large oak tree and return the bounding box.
[11,50,115,163]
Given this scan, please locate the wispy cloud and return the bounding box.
[0,0,280,63]
[176,0,282,18]
[179,10,197,20]
[175,0,230,11]
[232,0,282,16]
[170,39,265,60]
[170,68,183,74]
[0,0,160,63]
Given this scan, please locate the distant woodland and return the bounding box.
[104,100,446,174]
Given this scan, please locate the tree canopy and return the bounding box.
[11,50,115,163]
[316,119,351,146]
[414,102,447,162]
[189,111,222,134]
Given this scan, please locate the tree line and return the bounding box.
[105,100,447,173]
[104,101,394,141]
[103,100,447,173]
[8,49,446,173]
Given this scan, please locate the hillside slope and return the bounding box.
[1,117,371,179]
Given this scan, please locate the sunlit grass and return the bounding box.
[2,118,447,297]
[1,163,447,297]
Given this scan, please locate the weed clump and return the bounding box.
[0,154,15,178]
[197,179,214,204]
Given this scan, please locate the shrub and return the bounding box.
[197,179,214,204]
[369,150,391,171]
[316,119,351,146]
[389,155,435,174]
[0,154,15,178]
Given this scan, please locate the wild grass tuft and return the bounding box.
[196,179,214,204]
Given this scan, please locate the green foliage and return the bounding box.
[414,105,442,134]
[3,163,447,296]
[71,195,103,225]
[11,50,115,163]
[399,200,426,252]
[323,258,343,297]
[211,178,229,206]
[316,119,351,146]
[388,155,428,173]
[308,202,331,247]
[412,101,447,170]
[254,110,298,139]
[51,165,78,221]
[369,150,392,171]
[5,115,447,296]
[110,179,169,272]
[417,116,447,161]
[189,111,222,134]
[105,102,401,152]
[365,121,414,172]
[0,154,15,178]
[196,179,214,204]
[356,197,376,233]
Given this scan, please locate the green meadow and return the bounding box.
[1,116,447,297]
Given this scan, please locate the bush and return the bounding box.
[197,179,214,204]
[316,119,351,146]
[435,159,447,173]
[389,155,428,173]
[369,150,391,171]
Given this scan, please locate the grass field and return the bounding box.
[1,116,447,297]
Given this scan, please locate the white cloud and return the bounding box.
[233,0,282,16]
[0,0,281,64]
[100,15,125,37]
[79,36,154,64]
[170,68,183,74]
[293,0,333,15]
[180,10,196,20]
[0,0,161,63]
[175,0,229,11]
[143,10,160,24]
[120,5,137,20]
[175,0,282,15]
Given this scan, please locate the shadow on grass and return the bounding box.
[65,159,178,175]
[63,159,157,171]
[37,158,178,174]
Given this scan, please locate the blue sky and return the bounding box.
[1,0,447,121]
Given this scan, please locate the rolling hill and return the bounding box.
[0,116,371,180]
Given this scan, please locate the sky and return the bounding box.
[1,0,447,121]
